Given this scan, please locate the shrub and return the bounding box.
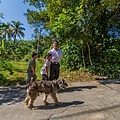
[61,43,82,71]
[89,48,120,78]
[0,73,6,85]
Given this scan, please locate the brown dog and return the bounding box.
[24,79,68,109]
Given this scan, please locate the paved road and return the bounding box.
[0,79,120,120]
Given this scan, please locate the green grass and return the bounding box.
[0,59,97,86]
[0,58,44,86]
[0,61,27,86]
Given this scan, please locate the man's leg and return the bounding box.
[54,64,60,80]
[49,64,55,80]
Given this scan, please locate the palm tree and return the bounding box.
[10,21,25,47]
[2,22,12,40]
[0,24,3,39]
[0,23,7,51]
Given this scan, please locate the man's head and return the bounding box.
[53,40,59,50]
[32,53,38,59]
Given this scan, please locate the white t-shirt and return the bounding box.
[40,60,51,75]
[49,48,62,63]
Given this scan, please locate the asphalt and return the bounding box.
[0,79,120,120]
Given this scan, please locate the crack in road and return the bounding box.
[98,81,120,93]
[48,107,69,120]
[48,104,120,120]
[48,113,54,120]
[104,84,120,93]
[48,104,85,120]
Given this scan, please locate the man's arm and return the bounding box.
[58,49,63,57]
[48,49,52,55]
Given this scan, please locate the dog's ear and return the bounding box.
[57,79,64,85]
[60,79,68,86]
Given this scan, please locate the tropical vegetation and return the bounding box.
[0,0,120,85]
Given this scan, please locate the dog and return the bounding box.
[24,79,68,110]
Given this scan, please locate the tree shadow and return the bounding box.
[96,78,120,85]
[58,85,97,93]
[35,101,84,110]
[0,86,26,105]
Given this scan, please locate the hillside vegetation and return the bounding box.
[0,0,120,85]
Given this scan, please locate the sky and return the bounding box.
[0,0,37,40]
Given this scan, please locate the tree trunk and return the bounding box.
[81,36,92,66]
[14,36,16,50]
[81,48,86,69]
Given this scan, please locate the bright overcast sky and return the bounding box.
[0,0,37,40]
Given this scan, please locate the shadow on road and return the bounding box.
[96,78,120,85]
[35,101,84,110]
[0,86,26,105]
[58,85,97,93]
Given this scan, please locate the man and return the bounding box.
[49,40,63,80]
[26,53,38,84]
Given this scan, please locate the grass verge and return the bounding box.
[0,59,98,86]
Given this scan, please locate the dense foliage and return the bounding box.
[23,0,120,78]
[61,42,82,71]
[0,0,120,82]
